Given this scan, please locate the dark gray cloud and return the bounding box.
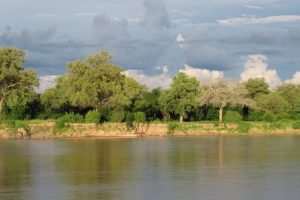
[0,0,300,79]
[90,0,174,71]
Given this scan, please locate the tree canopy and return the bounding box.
[159,72,200,122]
[0,48,38,113]
[200,80,254,122]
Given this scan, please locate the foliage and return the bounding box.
[248,111,264,121]
[292,121,300,129]
[55,113,84,130]
[200,80,255,122]
[85,110,101,123]
[125,112,134,129]
[167,123,178,134]
[263,111,277,122]
[110,110,125,122]
[50,51,145,111]
[244,78,270,98]
[224,111,242,122]
[134,88,162,120]
[0,48,39,114]
[255,93,289,115]
[159,72,200,122]
[134,112,146,123]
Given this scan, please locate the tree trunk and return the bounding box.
[219,106,224,122]
[0,97,4,114]
[180,115,184,123]
[163,113,169,122]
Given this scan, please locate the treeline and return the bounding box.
[1,47,300,123]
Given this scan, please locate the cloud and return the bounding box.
[179,64,224,83]
[74,12,99,17]
[142,0,171,36]
[218,15,300,26]
[176,34,185,42]
[244,5,264,9]
[124,67,172,89]
[92,15,129,42]
[124,64,225,89]
[240,54,281,89]
[37,75,59,93]
[285,72,300,84]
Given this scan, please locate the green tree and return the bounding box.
[244,78,270,98]
[276,83,300,108]
[43,51,145,112]
[159,72,200,123]
[0,48,38,113]
[201,80,254,122]
[255,92,289,118]
[134,88,162,120]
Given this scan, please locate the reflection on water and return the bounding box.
[0,136,300,200]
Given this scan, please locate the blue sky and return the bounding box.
[0,0,300,90]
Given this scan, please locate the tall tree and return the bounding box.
[276,83,300,108]
[159,72,200,123]
[255,92,289,116]
[200,80,254,122]
[244,78,270,98]
[0,48,38,113]
[48,51,145,111]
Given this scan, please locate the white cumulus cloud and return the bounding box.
[176,34,185,42]
[123,69,172,90]
[240,54,281,89]
[180,64,224,83]
[218,15,300,26]
[285,72,300,84]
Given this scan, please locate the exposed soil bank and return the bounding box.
[1,122,300,140]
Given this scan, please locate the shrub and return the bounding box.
[85,110,100,123]
[224,111,242,122]
[125,112,134,129]
[167,123,178,134]
[55,113,83,130]
[134,112,146,123]
[263,111,277,122]
[292,121,300,129]
[110,110,125,122]
[248,111,264,121]
[206,108,219,121]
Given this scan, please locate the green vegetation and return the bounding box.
[1,47,300,136]
[224,111,242,122]
[85,110,101,123]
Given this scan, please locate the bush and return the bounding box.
[263,111,277,122]
[85,110,100,123]
[125,112,134,129]
[167,123,178,134]
[292,121,300,129]
[134,112,146,123]
[110,110,125,122]
[55,113,84,130]
[224,111,242,122]
[248,111,264,121]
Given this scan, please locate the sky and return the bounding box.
[0,0,300,91]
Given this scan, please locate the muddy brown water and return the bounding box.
[0,136,300,200]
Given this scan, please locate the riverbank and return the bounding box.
[1,120,300,139]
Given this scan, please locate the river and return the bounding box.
[0,136,300,200]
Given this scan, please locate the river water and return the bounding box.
[0,136,300,200]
